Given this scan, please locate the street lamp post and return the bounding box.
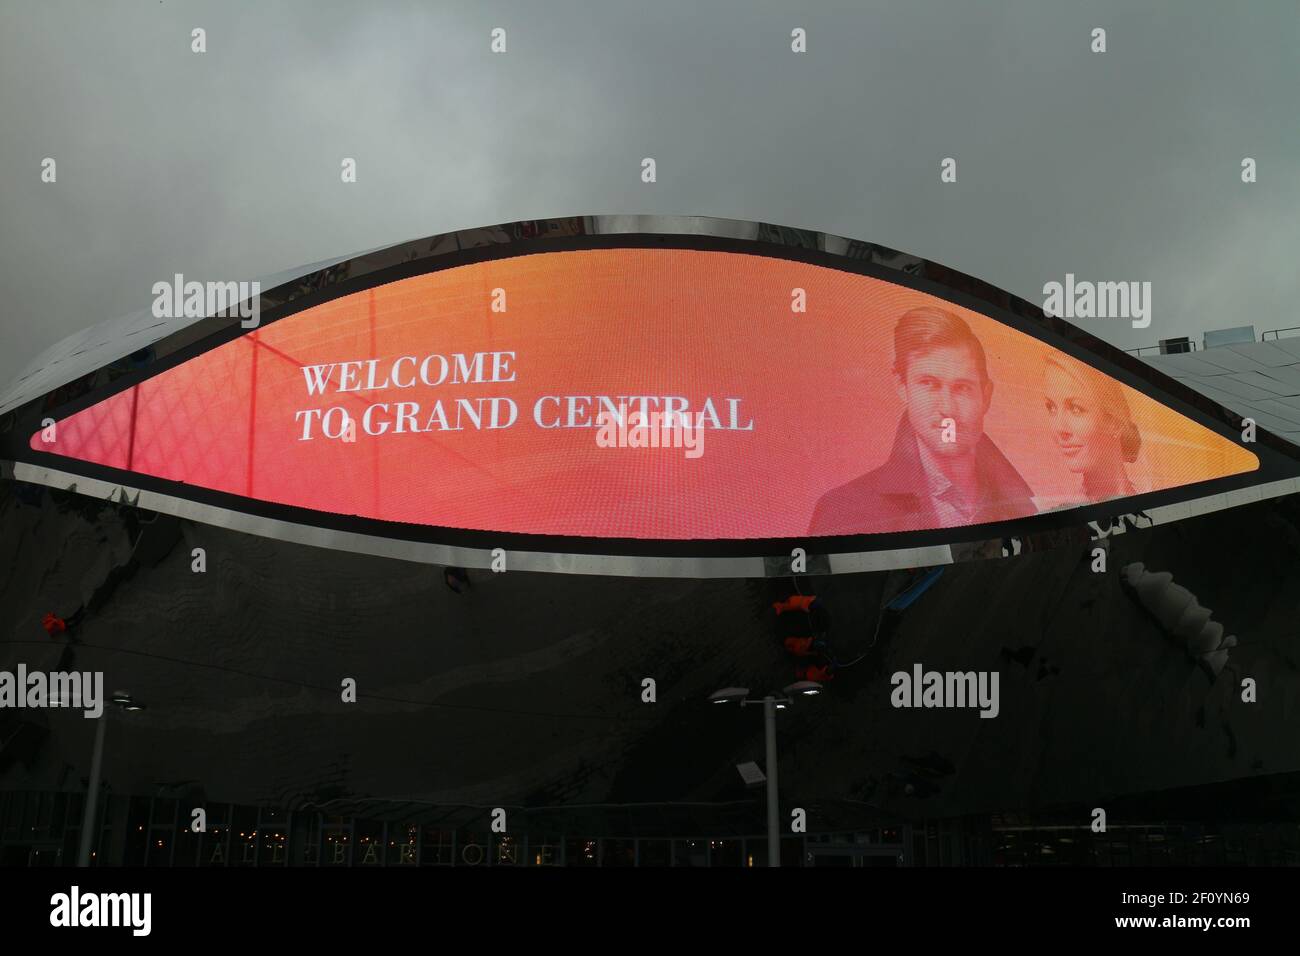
[77,691,146,867]
[762,696,779,868]
[710,681,821,868]
[76,715,109,867]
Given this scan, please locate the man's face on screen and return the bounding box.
[896,344,991,458]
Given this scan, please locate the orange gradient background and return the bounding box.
[34,249,1258,539]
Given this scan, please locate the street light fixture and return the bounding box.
[111,692,146,711]
[708,681,822,867]
[709,687,749,705]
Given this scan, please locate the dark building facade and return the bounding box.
[3,479,1300,865]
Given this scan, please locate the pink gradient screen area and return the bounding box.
[33,249,1258,540]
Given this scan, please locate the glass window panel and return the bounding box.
[600,839,635,868]
[637,840,670,867]
[260,824,289,867]
[354,819,384,866]
[459,831,491,867]
[527,834,561,867]
[709,839,742,867]
[146,827,173,867]
[494,834,522,867]
[388,823,419,866]
[784,838,806,868]
[672,839,708,868]
[50,793,69,836]
[564,837,599,868]
[200,822,231,867]
[420,827,454,866]
[151,799,178,825]
[321,824,352,867]
[123,797,150,866]
[230,806,258,867]
[172,821,199,867]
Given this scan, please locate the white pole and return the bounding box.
[764,696,779,867]
[77,713,108,867]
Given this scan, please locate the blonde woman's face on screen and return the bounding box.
[1043,362,1121,476]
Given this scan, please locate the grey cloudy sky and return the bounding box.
[0,0,1296,389]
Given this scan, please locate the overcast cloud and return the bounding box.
[0,0,1296,388]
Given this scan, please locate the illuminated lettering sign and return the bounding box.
[30,248,1257,541]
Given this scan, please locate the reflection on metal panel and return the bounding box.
[8,462,1298,577]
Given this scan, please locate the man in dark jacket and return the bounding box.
[809,307,1036,536]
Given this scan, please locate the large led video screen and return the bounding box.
[32,248,1257,540]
